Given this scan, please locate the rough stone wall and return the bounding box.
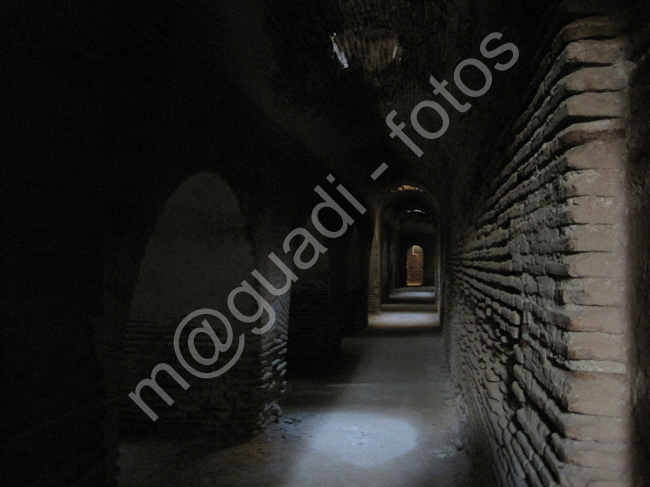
[117,172,264,438]
[246,195,308,431]
[445,11,633,487]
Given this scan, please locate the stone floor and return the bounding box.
[388,286,437,304]
[118,306,474,487]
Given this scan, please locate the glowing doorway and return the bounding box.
[406,245,424,287]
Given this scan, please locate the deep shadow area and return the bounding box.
[4,2,647,486]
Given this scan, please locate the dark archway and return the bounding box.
[117,172,262,440]
[368,184,441,311]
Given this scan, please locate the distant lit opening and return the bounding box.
[406,245,424,286]
[393,185,423,192]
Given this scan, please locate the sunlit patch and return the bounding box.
[307,412,418,467]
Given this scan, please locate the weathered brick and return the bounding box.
[550,433,631,471]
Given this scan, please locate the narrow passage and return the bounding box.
[119,294,471,487]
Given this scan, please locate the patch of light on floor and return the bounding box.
[368,311,439,328]
[306,412,418,467]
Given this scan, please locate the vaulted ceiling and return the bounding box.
[212,0,556,208]
[10,0,556,221]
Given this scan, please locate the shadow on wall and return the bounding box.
[117,172,261,441]
[406,245,424,286]
[626,6,650,484]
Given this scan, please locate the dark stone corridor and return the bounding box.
[2,1,650,486]
[118,302,468,487]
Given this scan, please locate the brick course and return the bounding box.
[444,10,634,487]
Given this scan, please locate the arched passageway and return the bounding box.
[4,1,650,487]
[118,172,264,439]
[368,184,440,312]
[406,245,424,287]
[119,303,466,487]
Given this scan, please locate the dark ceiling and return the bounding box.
[2,0,559,223]
[211,0,559,209]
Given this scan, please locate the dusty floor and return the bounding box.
[118,303,474,487]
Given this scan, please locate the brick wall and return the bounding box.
[444,9,633,487]
[117,172,264,438]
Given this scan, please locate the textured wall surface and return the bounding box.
[3,1,649,486]
[444,11,633,487]
[118,173,260,436]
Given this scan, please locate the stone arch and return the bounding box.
[117,171,265,440]
[368,183,441,310]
